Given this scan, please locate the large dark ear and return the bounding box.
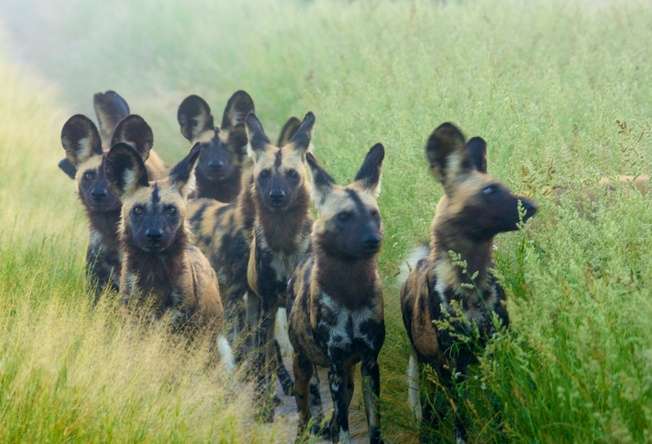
[466,136,487,173]
[93,90,130,144]
[289,112,316,152]
[58,158,77,179]
[61,114,102,166]
[425,122,471,192]
[169,143,201,198]
[111,114,154,160]
[104,143,149,199]
[177,95,214,141]
[354,143,385,196]
[277,116,301,147]
[221,90,255,130]
[245,113,271,156]
[306,152,335,209]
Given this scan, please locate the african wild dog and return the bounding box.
[60,106,166,298]
[400,123,537,442]
[104,142,233,368]
[185,116,302,359]
[240,111,315,419]
[177,91,255,202]
[288,145,386,444]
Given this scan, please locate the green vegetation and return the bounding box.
[1,0,651,441]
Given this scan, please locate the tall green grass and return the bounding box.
[1,0,651,441]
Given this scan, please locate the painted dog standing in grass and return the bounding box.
[242,111,316,420]
[288,144,386,444]
[400,123,537,442]
[186,116,302,370]
[60,96,166,298]
[177,91,254,202]
[104,143,233,368]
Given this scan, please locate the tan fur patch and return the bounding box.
[120,181,187,223]
[75,155,103,187]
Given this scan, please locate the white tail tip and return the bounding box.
[274,307,294,357]
[398,243,429,286]
[217,335,235,372]
[407,352,422,422]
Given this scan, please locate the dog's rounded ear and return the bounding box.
[61,114,102,166]
[277,116,301,147]
[177,95,214,141]
[289,112,316,153]
[354,143,385,196]
[111,115,154,160]
[169,143,202,198]
[93,90,130,144]
[306,152,335,209]
[245,113,270,156]
[425,122,471,193]
[105,143,149,199]
[221,90,255,130]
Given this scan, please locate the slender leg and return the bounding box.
[362,358,383,444]
[436,363,467,444]
[293,352,313,439]
[258,312,277,422]
[419,367,439,444]
[309,369,326,436]
[328,363,352,444]
[248,298,276,422]
[275,340,294,395]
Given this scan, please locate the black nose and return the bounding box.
[145,228,163,241]
[208,160,225,170]
[91,189,107,201]
[363,234,382,251]
[269,190,287,206]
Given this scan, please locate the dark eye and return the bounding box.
[337,211,352,223]
[132,205,144,216]
[370,208,380,219]
[164,205,177,216]
[83,171,96,181]
[482,185,497,196]
[259,169,271,180]
[286,169,299,181]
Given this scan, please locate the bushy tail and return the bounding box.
[407,352,422,421]
[274,307,295,395]
[398,242,429,286]
[216,335,236,372]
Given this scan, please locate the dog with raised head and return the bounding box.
[105,143,233,368]
[400,123,537,442]
[186,116,302,359]
[177,91,255,202]
[288,144,386,444]
[60,105,166,298]
[240,111,315,420]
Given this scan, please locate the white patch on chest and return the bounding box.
[89,229,103,249]
[321,293,377,352]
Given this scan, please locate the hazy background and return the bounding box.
[0,1,650,442]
